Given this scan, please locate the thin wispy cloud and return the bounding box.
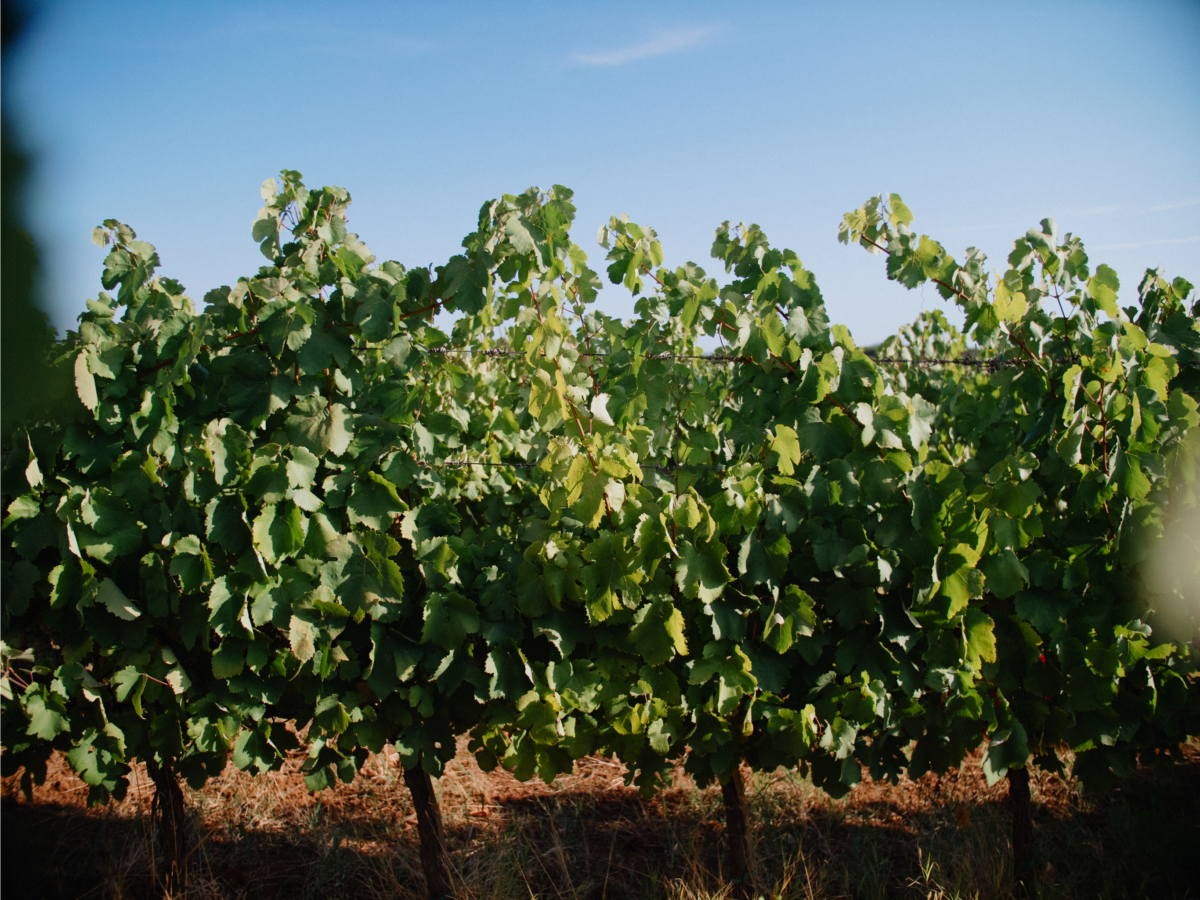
[941,220,1029,236]
[941,196,1200,237]
[1063,204,1121,218]
[1056,199,1200,218]
[572,25,720,66]
[1142,198,1200,213]
[1094,236,1200,251]
[941,208,1121,235]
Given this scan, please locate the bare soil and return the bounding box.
[3,739,1198,899]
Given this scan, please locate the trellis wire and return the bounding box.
[867,354,1076,372]
[426,345,1067,369]
[399,342,1075,476]
[429,347,745,363]
[432,459,734,472]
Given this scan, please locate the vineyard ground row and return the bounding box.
[3,737,1198,900]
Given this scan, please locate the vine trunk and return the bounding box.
[147,760,187,896]
[403,761,454,900]
[722,765,752,899]
[1009,766,1037,899]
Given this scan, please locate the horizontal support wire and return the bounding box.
[438,460,541,469]
[404,345,1071,476]
[424,458,737,472]
[867,354,1077,370]
[428,347,745,363]
[426,345,1066,369]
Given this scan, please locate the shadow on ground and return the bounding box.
[3,748,1198,900]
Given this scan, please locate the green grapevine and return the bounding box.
[3,175,1196,899]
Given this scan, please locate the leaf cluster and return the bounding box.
[3,177,1197,808]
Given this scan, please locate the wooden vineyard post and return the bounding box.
[147,760,187,896]
[1008,766,1037,899]
[722,764,752,900]
[403,759,455,900]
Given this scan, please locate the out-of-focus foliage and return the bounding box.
[1,0,71,437]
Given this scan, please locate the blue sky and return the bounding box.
[6,0,1199,344]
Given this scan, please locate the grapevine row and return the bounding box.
[3,175,1197,899]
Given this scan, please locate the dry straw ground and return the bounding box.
[2,737,1197,900]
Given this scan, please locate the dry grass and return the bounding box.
[3,739,1198,900]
